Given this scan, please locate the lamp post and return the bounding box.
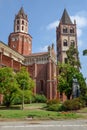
[22,82,25,110]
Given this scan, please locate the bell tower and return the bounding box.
[8,7,32,56]
[56,9,77,64]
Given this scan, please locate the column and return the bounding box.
[47,58,52,99]
[33,61,37,94]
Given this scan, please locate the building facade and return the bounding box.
[0,7,57,100]
[0,8,78,101]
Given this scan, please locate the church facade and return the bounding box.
[0,7,57,100]
[0,8,78,101]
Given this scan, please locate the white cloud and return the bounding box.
[46,20,59,30]
[71,15,87,38]
[78,39,83,47]
[77,28,82,38]
[71,15,87,28]
[46,11,87,48]
[40,45,48,52]
[46,13,87,37]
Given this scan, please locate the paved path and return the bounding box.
[0,119,87,130]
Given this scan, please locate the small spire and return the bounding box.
[16,7,28,20]
[60,8,72,24]
[18,7,25,15]
[52,43,54,49]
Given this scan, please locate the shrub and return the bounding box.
[47,103,65,111]
[13,94,35,105]
[80,95,87,106]
[47,99,60,105]
[46,99,64,112]
[63,98,82,111]
[34,94,47,103]
[12,95,22,105]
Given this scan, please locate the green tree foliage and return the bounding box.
[83,49,87,55]
[66,44,81,68]
[57,44,87,99]
[0,67,19,107]
[16,67,34,90]
[58,63,75,99]
[58,63,86,99]
[16,67,35,105]
[75,72,87,96]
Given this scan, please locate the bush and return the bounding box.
[34,94,47,103]
[46,99,64,112]
[63,98,82,111]
[13,95,35,105]
[47,99,60,105]
[11,95,22,105]
[80,95,87,106]
[47,103,65,111]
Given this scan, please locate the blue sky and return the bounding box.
[0,0,87,80]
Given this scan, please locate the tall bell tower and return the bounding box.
[56,9,77,64]
[8,7,32,56]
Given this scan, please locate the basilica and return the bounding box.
[0,8,78,101]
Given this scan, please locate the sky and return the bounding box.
[0,0,87,80]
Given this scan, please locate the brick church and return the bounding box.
[0,8,78,101]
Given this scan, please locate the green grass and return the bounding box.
[0,109,81,120]
[77,107,87,113]
[24,103,46,109]
[0,103,84,120]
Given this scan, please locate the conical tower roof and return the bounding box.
[15,7,28,20]
[60,9,72,24]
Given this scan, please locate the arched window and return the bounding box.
[70,27,74,33]
[17,25,19,30]
[63,27,67,33]
[17,20,19,24]
[22,26,24,31]
[22,20,24,25]
[71,40,75,46]
[63,39,68,46]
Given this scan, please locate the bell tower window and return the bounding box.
[22,26,24,31]
[63,27,67,33]
[17,26,19,31]
[22,20,24,25]
[71,40,75,46]
[63,39,68,46]
[17,20,19,24]
[70,27,74,33]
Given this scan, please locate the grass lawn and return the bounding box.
[0,103,85,120]
[77,107,87,113]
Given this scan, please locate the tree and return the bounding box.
[75,72,87,96]
[16,67,35,109]
[0,67,19,107]
[58,63,75,99]
[83,49,87,55]
[58,63,86,100]
[66,44,81,68]
[57,45,87,100]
